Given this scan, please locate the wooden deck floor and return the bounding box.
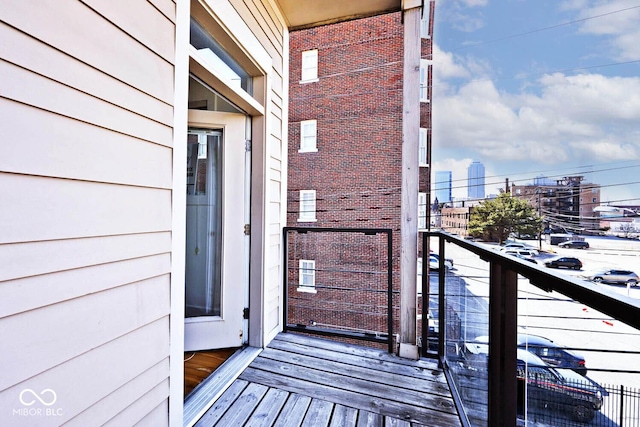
[194,333,462,427]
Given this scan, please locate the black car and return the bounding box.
[545,257,582,270]
[457,345,603,423]
[517,350,603,423]
[474,333,587,375]
[558,240,589,249]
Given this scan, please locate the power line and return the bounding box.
[448,4,640,52]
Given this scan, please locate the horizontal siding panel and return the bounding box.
[0,60,172,146]
[0,318,169,426]
[148,0,176,23]
[0,0,174,104]
[0,174,171,244]
[0,232,171,282]
[0,276,170,391]
[104,381,169,427]
[0,21,173,127]
[81,0,175,64]
[1,101,172,188]
[134,399,169,427]
[66,359,169,427]
[0,254,171,318]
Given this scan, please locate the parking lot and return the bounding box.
[436,236,640,425]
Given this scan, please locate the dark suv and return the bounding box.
[545,257,582,270]
[457,344,603,423]
[474,333,587,375]
[558,240,589,249]
[517,349,603,423]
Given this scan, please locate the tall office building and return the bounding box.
[435,171,452,203]
[467,161,485,200]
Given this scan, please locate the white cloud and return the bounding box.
[433,65,640,165]
[564,0,640,60]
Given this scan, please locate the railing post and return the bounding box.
[620,384,624,427]
[438,236,446,361]
[282,228,289,332]
[488,261,518,426]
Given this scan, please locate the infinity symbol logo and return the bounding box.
[19,389,57,406]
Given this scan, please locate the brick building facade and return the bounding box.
[286,5,435,345]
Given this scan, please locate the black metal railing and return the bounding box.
[423,231,640,427]
[282,227,394,353]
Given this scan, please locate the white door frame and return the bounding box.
[184,110,248,351]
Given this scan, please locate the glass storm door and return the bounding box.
[184,115,247,351]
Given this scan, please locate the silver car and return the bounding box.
[590,269,639,286]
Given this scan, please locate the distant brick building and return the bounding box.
[286,5,435,344]
[510,176,601,233]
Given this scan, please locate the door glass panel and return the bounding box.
[185,131,222,318]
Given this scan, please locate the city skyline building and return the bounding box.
[435,170,452,203]
[468,160,486,200]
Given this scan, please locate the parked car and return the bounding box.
[458,344,603,423]
[545,257,582,270]
[473,333,587,375]
[429,255,452,271]
[589,269,639,286]
[500,243,527,251]
[429,252,454,268]
[558,240,590,249]
[505,249,539,257]
[516,350,603,423]
[514,253,538,264]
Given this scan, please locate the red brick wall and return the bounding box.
[286,8,434,345]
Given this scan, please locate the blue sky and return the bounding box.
[431,0,640,204]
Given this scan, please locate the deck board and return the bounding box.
[194,333,462,426]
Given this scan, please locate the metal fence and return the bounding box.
[282,227,395,352]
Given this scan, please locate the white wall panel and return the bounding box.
[0,254,171,318]
[0,318,169,427]
[0,174,171,244]
[0,22,173,127]
[0,61,172,145]
[0,0,174,104]
[0,277,170,391]
[66,359,169,427]
[0,101,172,188]
[81,0,176,63]
[0,233,171,283]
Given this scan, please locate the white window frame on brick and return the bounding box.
[298,190,317,222]
[298,259,317,293]
[420,6,431,39]
[420,59,429,103]
[300,120,317,152]
[301,49,319,83]
[417,257,423,295]
[418,192,427,229]
[419,128,428,166]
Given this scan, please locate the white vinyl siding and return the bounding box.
[301,49,319,82]
[418,192,427,229]
[0,0,174,425]
[298,259,317,293]
[299,190,317,222]
[300,119,318,152]
[419,128,428,166]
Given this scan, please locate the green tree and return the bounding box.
[468,193,542,243]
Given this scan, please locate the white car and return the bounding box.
[504,249,539,257]
[429,255,453,270]
[500,243,527,251]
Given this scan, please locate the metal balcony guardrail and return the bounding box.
[424,231,640,427]
[282,227,395,353]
